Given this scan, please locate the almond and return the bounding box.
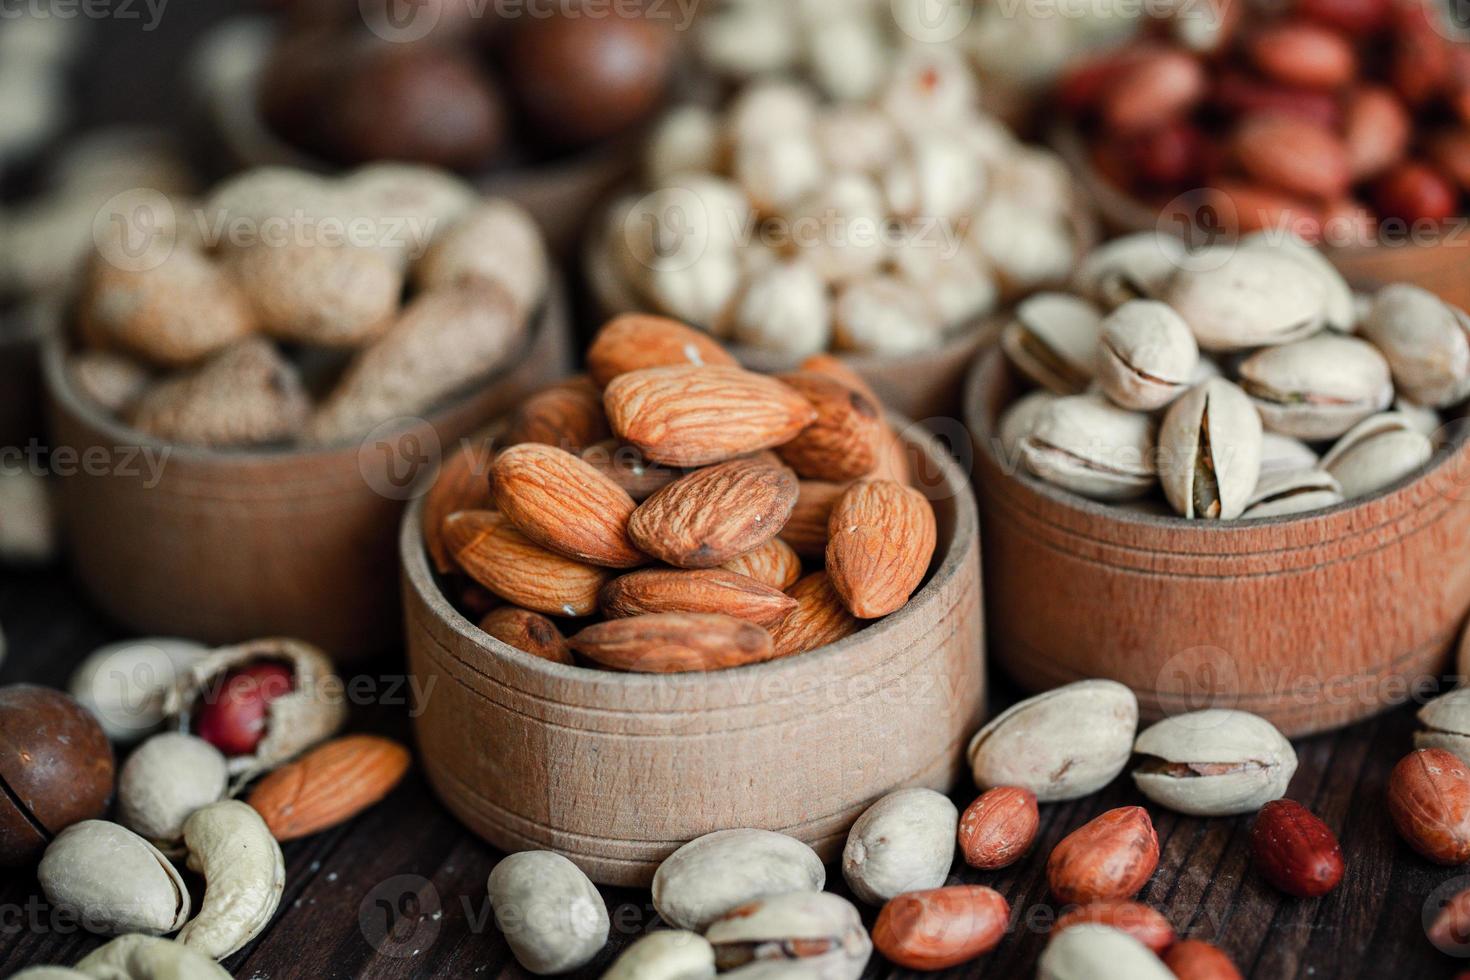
[600,569,798,628]
[579,439,681,501]
[1387,748,1470,864]
[798,353,881,408]
[1248,21,1357,90]
[628,457,798,569]
[423,432,496,574]
[1053,902,1176,954]
[1427,886,1470,956]
[774,372,884,481]
[1047,806,1160,905]
[569,613,775,673]
[586,313,738,388]
[826,480,936,619]
[959,786,1040,870]
[783,480,848,560]
[443,510,610,617]
[603,365,817,467]
[504,377,611,454]
[874,424,915,486]
[1102,51,1208,133]
[489,443,644,568]
[1343,86,1411,181]
[1233,114,1351,200]
[246,735,410,841]
[871,886,1009,970]
[769,571,860,657]
[721,537,803,592]
[1163,939,1242,980]
[478,607,573,665]
[1249,799,1344,898]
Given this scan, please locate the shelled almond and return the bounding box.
[428,316,938,671]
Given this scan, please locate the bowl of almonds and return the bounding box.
[965,231,1470,737]
[400,314,984,886]
[42,164,572,657]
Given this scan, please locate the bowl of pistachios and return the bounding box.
[964,231,1470,737]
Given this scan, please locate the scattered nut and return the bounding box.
[1038,923,1174,980]
[487,850,609,975]
[872,885,1009,970]
[705,891,871,979]
[652,828,825,931]
[958,786,1040,870]
[177,801,286,959]
[1053,902,1176,954]
[74,934,233,979]
[842,787,958,906]
[67,638,208,743]
[1047,806,1160,905]
[1250,799,1344,898]
[602,930,715,980]
[246,735,410,841]
[118,733,228,852]
[1131,709,1298,816]
[1387,747,1470,865]
[39,821,190,937]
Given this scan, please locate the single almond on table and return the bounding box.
[246,735,410,841]
[600,569,798,628]
[872,886,1010,970]
[721,537,803,592]
[1249,799,1344,898]
[774,371,884,481]
[1163,938,1242,980]
[826,480,937,619]
[569,613,775,673]
[603,365,817,467]
[1387,748,1470,865]
[423,432,496,574]
[579,439,681,501]
[1048,806,1160,905]
[443,510,610,617]
[586,313,738,388]
[504,377,611,454]
[769,571,861,657]
[490,444,644,568]
[1053,901,1175,954]
[478,607,573,665]
[959,786,1040,870]
[783,480,848,560]
[629,457,798,569]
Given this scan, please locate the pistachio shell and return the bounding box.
[1021,394,1157,501]
[1362,284,1470,407]
[1163,250,1327,351]
[706,892,871,980]
[1096,300,1199,411]
[1132,709,1297,816]
[1259,432,1320,478]
[968,679,1138,802]
[842,788,957,905]
[1238,334,1393,441]
[38,821,191,936]
[1242,232,1355,333]
[653,829,825,931]
[1320,412,1434,500]
[1394,397,1442,441]
[1241,468,1344,520]
[997,390,1057,460]
[1416,689,1470,765]
[1158,379,1262,520]
[1001,293,1103,394]
[1072,232,1186,311]
[603,930,716,980]
[1038,924,1175,980]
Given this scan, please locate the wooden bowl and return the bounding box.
[42,287,572,659]
[400,419,985,886]
[964,347,1470,738]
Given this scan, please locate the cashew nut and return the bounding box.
[118,733,228,852]
[76,934,233,979]
[38,821,190,937]
[176,801,285,959]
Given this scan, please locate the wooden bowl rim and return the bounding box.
[964,344,1470,537]
[40,276,568,466]
[400,415,980,691]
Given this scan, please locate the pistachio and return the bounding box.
[1038,924,1175,980]
[1000,293,1103,394]
[968,680,1137,802]
[1258,432,1320,479]
[68,638,208,743]
[1072,232,1186,311]
[1096,300,1199,411]
[1361,284,1470,407]
[1241,469,1344,520]
[997,390,1056,460]
[1394,397,1442,440]
[1021,394,1157,501]
[832,275,942,355]
[1237,334,1393,441]
[603,930,716,980]
[487,851,609,975]
[705,892,871,980]
[1163,249,1327,351]
[1132,709,1298,816]
[117,733,229,852]
[38,821,191,937]
[1320,412,1434,500]
[842,788,957,905]
[1415,689,1470,765]
[1242,232,1356,334]
[1158,379,1262,520]
[653,829,825,931]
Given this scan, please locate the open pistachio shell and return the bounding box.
[1241,468,1344,520]
[706,892,871,980]
[1259,432,1320,478]
[1321,412,1434,500]
[1158,379,1262,520]
[1362,284,1470,408]
[1238,334,1394,441]
[997,389,1057,461]
[1021,394,1157,500]
[1394,397,1442,441]
[1096,300,1199,411]
[1072,232,1186,311]
[1000,293,1102,394]
[1132,709,1297,816]
[1163,250,1327,351]
[1242,232,1355,333]
[1415,689,1470,765]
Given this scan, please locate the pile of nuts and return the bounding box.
[996,232,1460,520]
[66,163,548,449]
[424,313,937,672]
[2,636,409,969]
[597,55,1085,359]
[1059,0,1470,237]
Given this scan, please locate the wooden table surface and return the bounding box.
[1,564,1466,980]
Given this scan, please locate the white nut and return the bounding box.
[0,468,57,564]
[68,638,208,743]
[177,801,286,960]
[653,829,826,931]
[414,200,549,321]
[38,821,190,937]
[706,891,871,980]
[1038,924,1175,980]
[646,106,724,186]
[1131,709,1298,816]
[601,930,715,980]
[488,851,609,975]
[731,260,831,358]
[841,787,958,905]
[118,733,228,850]
[735,132,825,217]
[75,934,233,979]
[833,275,942,355]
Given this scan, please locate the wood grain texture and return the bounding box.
[41,286,572,658]
[965,347,1470,736]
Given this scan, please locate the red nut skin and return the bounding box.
[1249,21,1358,90]
[1124,123,1209,187]
[1053,901,1176,954]
[1047,806,1160,905]
[1390,2,1452,108]
[872,886,1010,971]
[1250,800,1345,898]
[1320,198,1376,248]
[1374,163,1461,224]
[1428,888,1470,956]
[1164,939,1244,980]
[1233,114,1352,200]
[195,662,296,757]
[1102,51,1209,134]
[1056,44,1159,114]
[1428,131,1470,192]
[959,787,1039,870]
[1387,748,1470,865]
[1296,0,1392,35]
[1212,72,1342,129]
[1343,86,1412,182]
[1199,182,1324,240]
